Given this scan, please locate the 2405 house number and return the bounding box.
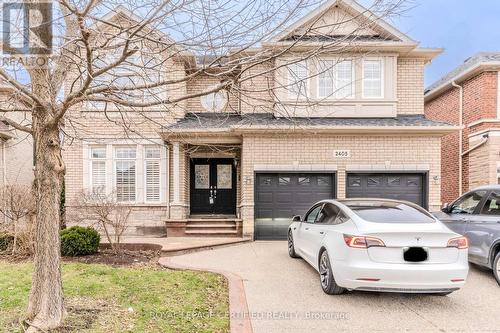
[334,150,351,158]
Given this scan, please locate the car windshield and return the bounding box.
[342,201,435,223]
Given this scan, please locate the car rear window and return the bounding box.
[343,201,435,223]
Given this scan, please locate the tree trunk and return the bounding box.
[26,124,66,332]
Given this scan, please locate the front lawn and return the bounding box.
[0,261,229,332]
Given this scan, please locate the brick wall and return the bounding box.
[425,71,499,202]
[397,58,425,115]
[240,134,442,237]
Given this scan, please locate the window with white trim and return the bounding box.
[90,147,106,194]
[115,147,136,202]
[363,59,383,98]
[318,59,353,99]
[287,61,308,98]
[144,146,161,202]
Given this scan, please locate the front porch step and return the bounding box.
[184,229,239,237]
[186,224,236,229]
[165,218,243,238]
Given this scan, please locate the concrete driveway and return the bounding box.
[169,241,500,333]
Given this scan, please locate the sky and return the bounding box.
[383,0,500,87]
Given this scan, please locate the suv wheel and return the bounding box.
[493,251,500,286]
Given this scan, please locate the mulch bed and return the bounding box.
[62,249,160,267]
[1,247,161,267]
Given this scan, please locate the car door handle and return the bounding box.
[304,227,310,231]
[319,231,325,235]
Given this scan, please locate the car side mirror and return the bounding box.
[292,215,301,222]
[441,203,450,213]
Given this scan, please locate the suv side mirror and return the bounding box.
[292,215,301,222]
[441,203,450,213]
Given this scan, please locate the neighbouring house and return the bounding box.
[0,85,34,187]
[425,53,500,204]
[64,0,457,240]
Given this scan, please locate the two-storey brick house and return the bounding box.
[64,0,456,240]
[425,53,500,204]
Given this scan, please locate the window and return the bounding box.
[90,147,106,194]
[367,177,381,187]
[287,61,308,98]
[363,59,383,98]
[316,203,340,224]
[318,60,353,99]
[305,205,323,223]
[144,146,161,202]
[481,192,500,215]
[259,176,272,186]
[317,176,331,186]
[279,177,291,186]
[450,190,487,215]
[334,211,350,225]
[348,176,361,187]
[298,176,310,186]
[115,147,136,202]
[346,201,435,223]
[201,91,228,112]
[388,176,401,186]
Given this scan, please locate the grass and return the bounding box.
[0,261,229,333]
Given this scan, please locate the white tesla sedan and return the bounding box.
[288,199,469,295]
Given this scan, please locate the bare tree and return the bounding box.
[0,185,36,254]
[0,0,408,330]
[77,190,131,253]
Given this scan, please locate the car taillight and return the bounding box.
[343,234,385,248]
[447,236,468,249]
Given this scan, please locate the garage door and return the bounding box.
[254,173,335,240]
[346,173,426,208]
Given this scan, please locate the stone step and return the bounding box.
[186,224,236,229]
[184,229,239,237]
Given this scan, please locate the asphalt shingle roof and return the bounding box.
[165,113,453,131]
[425,52,500,94]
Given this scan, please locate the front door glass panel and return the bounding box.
[217,164,232,189]
[194,164,210,189]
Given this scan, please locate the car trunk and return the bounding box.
[359,223,459,264]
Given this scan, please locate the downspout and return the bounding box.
[452,81,464,195]
[2,140,6,224]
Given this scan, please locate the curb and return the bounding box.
[161,238,253,257]
[159,257,253,333]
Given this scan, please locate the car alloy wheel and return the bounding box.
[288,231,300,258]
[319,252,331,290]
[318,250,346,295]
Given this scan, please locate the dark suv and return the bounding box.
[434,186,500,285]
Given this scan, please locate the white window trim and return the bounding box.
[113,145,138,203]
[89,146,107,194]
[143,145,163,204]
[286,60,310,100]
[362,57,385,99]
[316,57,355,100]
[83,141,167,205]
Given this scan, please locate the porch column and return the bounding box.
[172,141,180,203]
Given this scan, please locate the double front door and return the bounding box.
[190,158,236,215]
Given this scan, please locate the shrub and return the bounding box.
[60,226,100,256]
[0,233,14,253]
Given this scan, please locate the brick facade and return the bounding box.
[425,71,499,202]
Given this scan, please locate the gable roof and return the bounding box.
[425,52,500,101]
[267,0,416,44]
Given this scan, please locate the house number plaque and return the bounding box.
[334,150,351,158]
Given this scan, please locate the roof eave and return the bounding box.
[163,125,459,136]
[425,62,500,102]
